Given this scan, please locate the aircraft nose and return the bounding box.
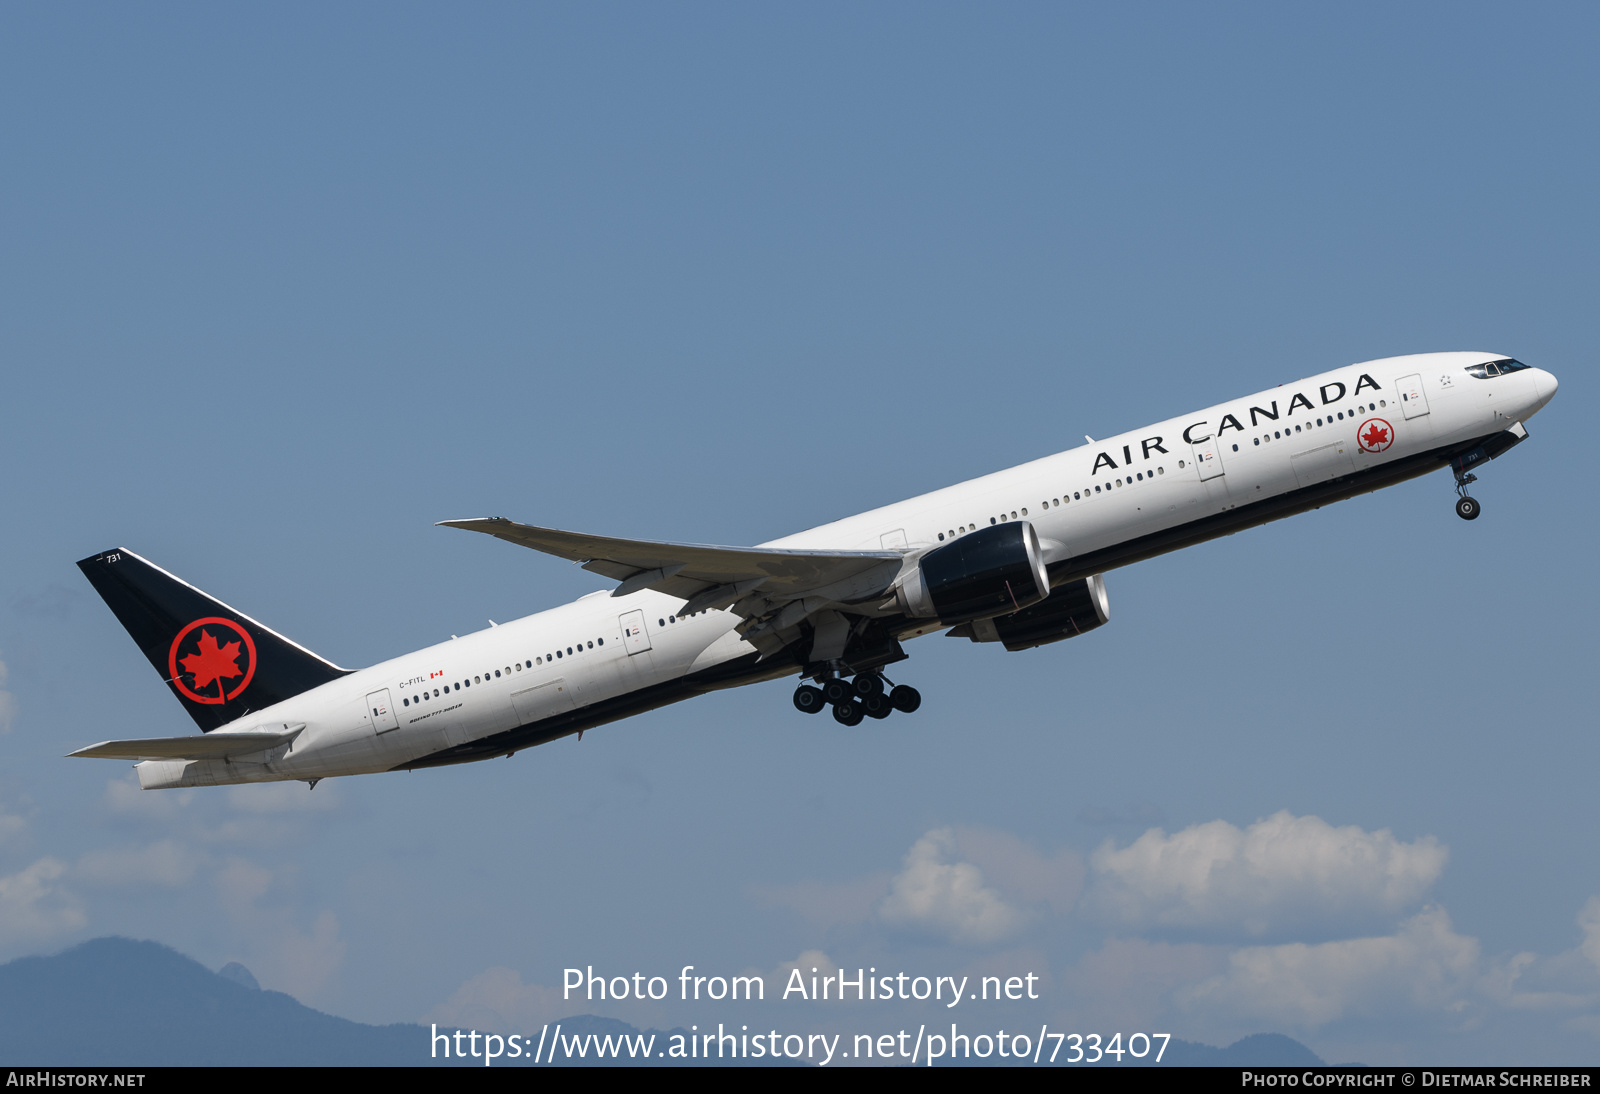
[1533,368,1558,410]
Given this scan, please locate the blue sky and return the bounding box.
[1,3,1597,1064]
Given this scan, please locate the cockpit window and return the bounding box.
[1465,358,1530,379]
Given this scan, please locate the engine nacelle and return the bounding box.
[951,574,1110,652]
[894,521,1050,625]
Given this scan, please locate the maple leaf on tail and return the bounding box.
[1362,423,1390,449]
[180,628,244,695]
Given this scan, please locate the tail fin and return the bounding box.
[77,548,350,732]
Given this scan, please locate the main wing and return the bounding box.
[437,517,909,655]
[438,517,903,609]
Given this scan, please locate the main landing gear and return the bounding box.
[793,673,921,726]
[1454,470,1481,521]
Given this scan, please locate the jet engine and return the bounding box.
[948,574,1109,652]
[892,521,1050,625]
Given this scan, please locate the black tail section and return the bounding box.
[77,548,350,732]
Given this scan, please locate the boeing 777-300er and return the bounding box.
[71,352,1557,790]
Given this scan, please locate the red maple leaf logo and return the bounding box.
[180,629,244,694]
[1361,422,1390,450]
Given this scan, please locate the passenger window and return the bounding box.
[402,698,409,707]
[1254,438,1260,446]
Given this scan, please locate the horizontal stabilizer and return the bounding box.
[69,725,304,762]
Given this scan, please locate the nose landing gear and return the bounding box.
[793,671,921,725]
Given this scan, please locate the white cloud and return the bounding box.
[951,827,1084,913]
[1176,905,1481,1029]
[878,828,1024,945]
[0,858,86,944]
[773,948,840,987]
[215,856,274,909]
[75,840,201,888]
[0,658,16,734]
[0,796,29,850]
[1058,936,1226,1032]
[425,967,569,1034]
[226,781,339,813]
[1579,897,1600,976]
[1086,811,1447,938]
[273,910,346,1002]
[750,873,890,927]
[212,855,345,1003]
[102,775,193,819]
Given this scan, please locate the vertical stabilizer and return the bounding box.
[77,549,349,732]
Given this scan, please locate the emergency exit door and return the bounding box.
[1190,437,1226,481]
[367,689,398,734]
[620,610,651,654]
[1397,373,1430,419]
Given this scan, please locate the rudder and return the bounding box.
[78,548,350,732]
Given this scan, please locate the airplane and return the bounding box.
[70,351,1557,790]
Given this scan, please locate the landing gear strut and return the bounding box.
[1454,470,1481,521]
[794,671,921,725]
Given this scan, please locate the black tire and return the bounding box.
[1456,496,1481,521]
[890,685,922,713]
[793,685,825,715]
[862,692,892,719]
[822,678,856,705]
[833,699,864,726]
[853,673,884,698]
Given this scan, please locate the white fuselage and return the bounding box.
[136,351,1556,789]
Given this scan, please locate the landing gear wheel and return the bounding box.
[822,678,856,705]
[889,685,922,713]
[1455,496,1481,521]
[862,692,893,719]
[832,699,864,726]
[793,685,825,714]
[853,673,884,698]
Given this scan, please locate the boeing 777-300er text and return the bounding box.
[71,352,1557,789]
